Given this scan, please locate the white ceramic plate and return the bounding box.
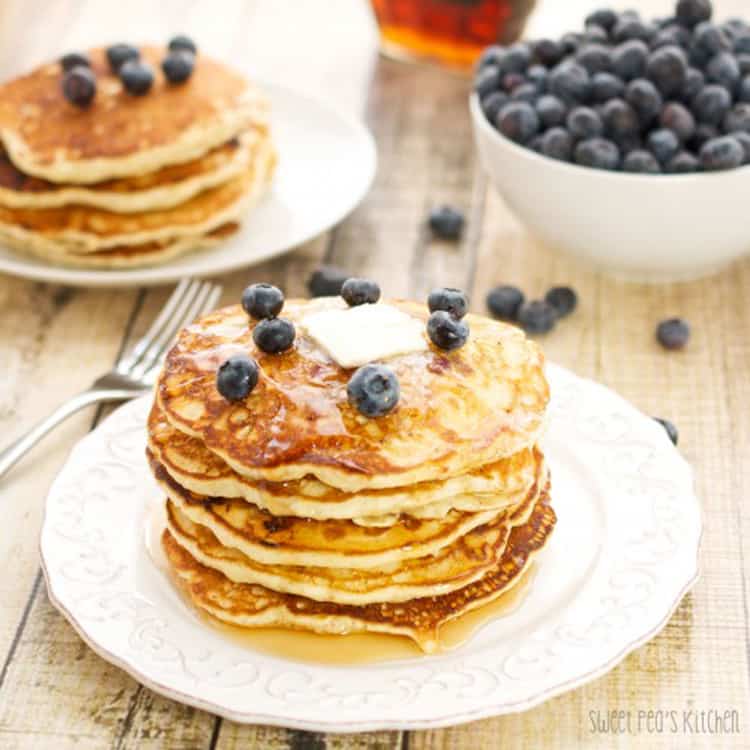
[0,82,376,288]
[40,364,701,732]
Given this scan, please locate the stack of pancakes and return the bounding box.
[149,298,556,652]
[0,47,274,268]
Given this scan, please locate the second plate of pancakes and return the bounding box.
[0,80,376,287]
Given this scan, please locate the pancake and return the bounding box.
[0,129,262,212]
[0,134,275,256]
[0,46,268,183]
[156,298,549,493]
[147,402,543,521]
[152,455,543,569]
[164,476,541,605]
[162,492,556,652]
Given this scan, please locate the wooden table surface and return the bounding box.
[0,1,748,748]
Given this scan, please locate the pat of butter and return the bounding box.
[301,303,428,368]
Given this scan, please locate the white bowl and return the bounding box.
[470,93,750,282]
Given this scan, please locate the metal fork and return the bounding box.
[0,278,222,481]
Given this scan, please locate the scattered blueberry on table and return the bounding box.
[545,286,578,317]
[475,0,750,172]
[654,416,679,444]
[216,355,259,401]
[347,364,400,417]
[428,205,465,240]
[307,266,350,297]
[486,285,525,320]
[656,317,691,349]
[517,300,558,334]
[486,284,578,334]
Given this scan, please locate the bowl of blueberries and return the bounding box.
[470,0,750,281]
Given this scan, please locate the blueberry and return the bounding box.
[529,134,545,153]
[481,91,509,123]
[428,205,465,239]
[616,134,645,154]
[536,95,567,127]
[591,72,625,102]
[646,46,687,96]
[427,288,468,319]
[675,0,712,28]
[548,62,591,103]
[567,106,604,139]
[60,52,90,71]
[560,32,583,55]
[724,103,750,133]
[738,76,750,102]
[690,123,719,149]
[120,60,154,95]
[651,25,691,50]
[168,35,197,54]
[526,65,547,90]
[691,84,731,124]
[162,50,194,83]
[216,355,259,401]
[502,72,526,93]
[341,277,381,306]
[612,17,652,44]
[656,318,690,349]
[623,149,662,173]
[574,137,620,170]
[347,364,400,418]
[653,417,679,445]
[735,34,750,55]
[612,40,649,79]
[477,45,506,70]
[534,38,565,67]
[545,286,577,317]
[625,78,663,124]
[732,131,750,161]
[517,300,557,334]
[738,55,750,76]
[681,67,705,100]
[503,43,531,73]
[511,83,539,103]
[660,102,696,141]
[242,283,284,319]
[486,285,524,320]
[497,101,539,144]
[665,150,700,172]
[692,22,731,57]
[106,43,139,72]
[601,98,640,139]
[307,266,349,297]
[62,66,96,108]
[426,310,469,350]
[253,317,296,353]
[584,25,609,44]
[647,128,680,163]
[700,135,745,170]
[474,65,502,97]
[585,8,618,31]
[576,44,612,74]
[541,127,574,161]
[706,52,741,92]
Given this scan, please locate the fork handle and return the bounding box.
[0,389,141,481]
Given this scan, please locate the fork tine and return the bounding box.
[117,278,193,374]
[131,281,220,379]
[141,282,223,383]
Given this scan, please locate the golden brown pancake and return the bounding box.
[156,298,549,492]
[0,46,268,183]
[147,401,543,521]
[0,129,263,212]
[162,492,556,652]
[152,454,543,569]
